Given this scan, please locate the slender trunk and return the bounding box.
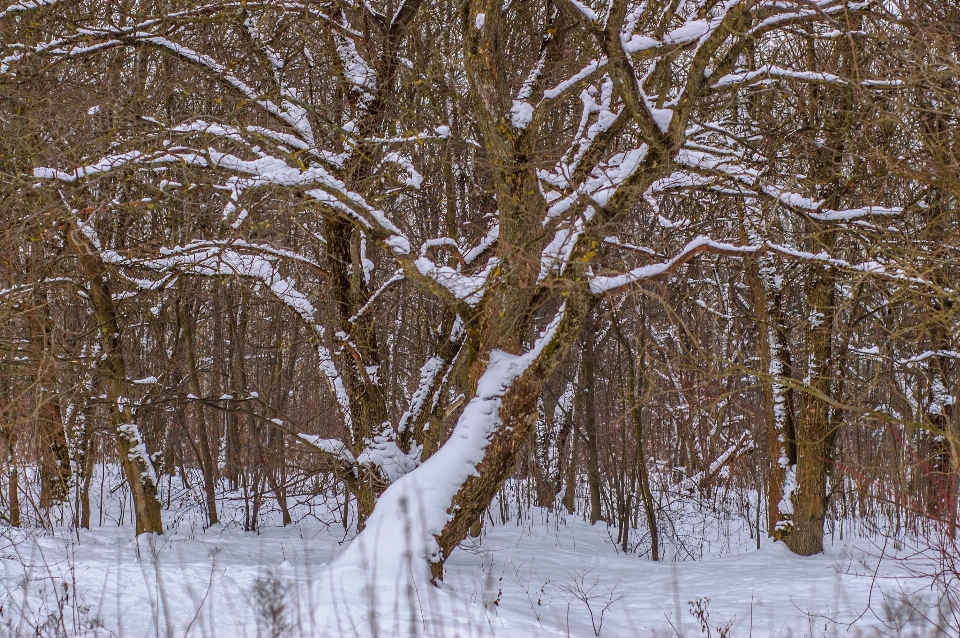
[580,316,603,525]
[67,222,163,536]
[225,286,247,490]
[1,423,18,527]
[266,469,292,526]
[535,389,559,507]
[29,295,70,508]
[563,422,579,514]
[180,298,219,526]
[612,312,660,560]
[9,463,19,528]
[744,248,797,538]
[79,420,94,529]
[552,419,572,508]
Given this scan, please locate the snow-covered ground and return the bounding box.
[0,470,956,637]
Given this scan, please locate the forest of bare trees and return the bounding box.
[1,0,958,601]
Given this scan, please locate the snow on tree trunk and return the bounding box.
[325,306,566,591]
[67,222,164,536]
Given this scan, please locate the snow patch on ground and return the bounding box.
[0,468,955,637]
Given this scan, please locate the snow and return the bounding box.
[297,434,357,465]
[116,423,158,486]
[664,19,710,45]
[567,0,597,22]
[590,236,758,294]
[1,466,954,638]
[334,31,376,101]
[809,206,901,221]
[713,65,847,88]
[33,151,143,182]
[622,34,660,53]
[541,59,606,101]
[413,255,496,307]
[355,428,421,483]
[397,356,446,434]
[509,100,534,129]
[382,152,423,189]
[0,0,59,19]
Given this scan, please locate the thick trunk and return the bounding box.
[785,226,837,556]
[434,294,590,574]
[324,215,390,530]
[67,223,163,536]
[781,25,856,554]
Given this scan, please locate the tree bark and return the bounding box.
[611,310,659,560]
[744,249,797,538]
[180,297,219,526]
[28,294,70,508]
[786,238,837,556]
[434,291,592,576]
[67,222,163,536]
[782,24,855,556]
[580,314,603,525]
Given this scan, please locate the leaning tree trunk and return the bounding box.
[432,287,592,576]
[67,221,163,536]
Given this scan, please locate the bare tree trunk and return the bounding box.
[79,415,95,529]
[180,297,219,526]
[612,310,659,560]
[67,222,163,536]
[28,294,70,508]
[787,242,836,556]
[783,24,856,556]
[324,215,390,530]
[225,285,248,491]
[434,288,592,577]
[1,420,18,527]
[535,387,559,508]
[562,421,579,515]
[580,314,603,525]
[744,248,797,538]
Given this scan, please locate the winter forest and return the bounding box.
[0,0,959,635]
